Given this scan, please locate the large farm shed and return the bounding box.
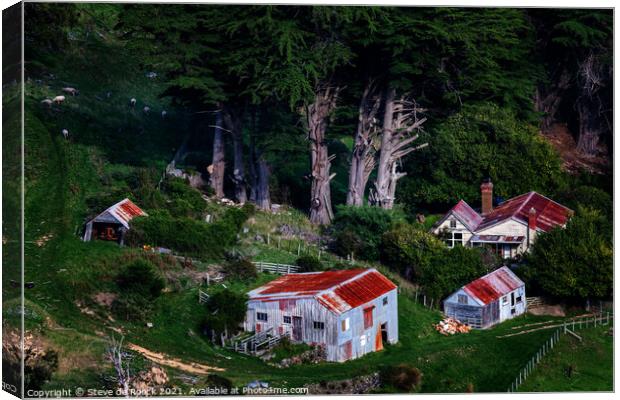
[82,198,147,244]
[245,268,398,362]
[444,266,526,329]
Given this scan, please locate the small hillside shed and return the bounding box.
[443,267,526,329]
[82,198,147,244]
[245,268,398,362]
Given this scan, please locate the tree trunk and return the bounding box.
[346,81,381,206]
[371,88,427,209]
[223,108,247,204]
[534,70,571,132]
[248,124,271,211]
[209,109,225,198]
[306,86,339,225]
[576,53,604,156]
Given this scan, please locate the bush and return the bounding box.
[418,246,489,300]
[380,364,422,392]
[224,258,257,281]
[296,255,322,272]
[524,207,612,301]
[204,375,233,391]
[556,185,612,217]
[116,259,165,298]
[202,290,248,337]
[331,206,406,261]
[162,177,206,215]
[380,223,445,280]
[126,207,250,257]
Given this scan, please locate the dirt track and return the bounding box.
[127,343,225,374]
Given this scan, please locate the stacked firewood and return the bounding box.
[434,318,471,335]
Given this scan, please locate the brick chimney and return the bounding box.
[480,179,493,215]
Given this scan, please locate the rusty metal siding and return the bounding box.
[246,288,398,362]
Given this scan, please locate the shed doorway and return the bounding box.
[292,316,302,341]
[381,322,388,343]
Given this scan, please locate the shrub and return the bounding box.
[524,207,612,301]
[162,177,206,214]
[380,364,422,392]
[380,223,445,280]
[556,185,612,217]
[204,374,233,391]
[224,258,257,281]
[126,207,249,257]
[116,259,165,298]
[296,255,322,272]
[202,290,248,337]
[331,206,406,260]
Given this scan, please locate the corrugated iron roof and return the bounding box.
[248,269,397,314]
[462,266,524,305]
[476,192,572,233]
[450,200,484,231]
[91,198,147,228]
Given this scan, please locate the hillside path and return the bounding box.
[127,343,225,374]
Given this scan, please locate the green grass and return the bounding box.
[518,326,613,392]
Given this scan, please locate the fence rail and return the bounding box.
[507,312,613,392]
[525,296,545,308]
[198,289,209,304]
[253,262,300,275]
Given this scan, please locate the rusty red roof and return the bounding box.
[462,267,524,305]
[248,269,397,314]
[476,192,571,233]
[450,200,484,231]
[91,198,147,228]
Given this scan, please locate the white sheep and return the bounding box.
[41,99,52,107]
[161,110,167,118]
[53,95,65,104]
[62,129,69,139]
[130,98,136,108]
[62,87,79,96]
[143,106,150,115]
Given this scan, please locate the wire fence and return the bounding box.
[507,312,613,392]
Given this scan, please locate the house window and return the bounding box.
[341,318,350,332]
[458,295,468,305]
[363,307,374,329]
[283,316,291,324]
[383,297,388,306]
[445,232,464,248]
[313,321,325,330]
[256,312,268,322]
[450,219,457,228]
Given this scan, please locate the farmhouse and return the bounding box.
[444,266,526,329]
[431,179,573,258]
[82,198,147,244]
[245,268,398,362]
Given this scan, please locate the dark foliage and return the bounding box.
[202,290,248,337]
[524,207,612,301]
[161,177,206,217]
[224,258,257,281]
[296,255,322,272]
[380,364,423,392]
[331,206,406,260]
[115,259,165,298]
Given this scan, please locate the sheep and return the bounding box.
[61,129,69,139]
[41,99,53,107]
[161,110,167,119]
[61,87,79,96]
[53,95,65,104]
[130,98,136,108]
[143,106,150,115]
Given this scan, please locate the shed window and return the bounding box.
[516,296,522,303]
[313,321,325,330]
[341,318,350,332]
[363,306,374,329]
[283,316,291,324]
[450,219,457,228]
[256,312,268,322]
[502,296,508,305]
[383,297,388,306]
[457,295,468,305]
